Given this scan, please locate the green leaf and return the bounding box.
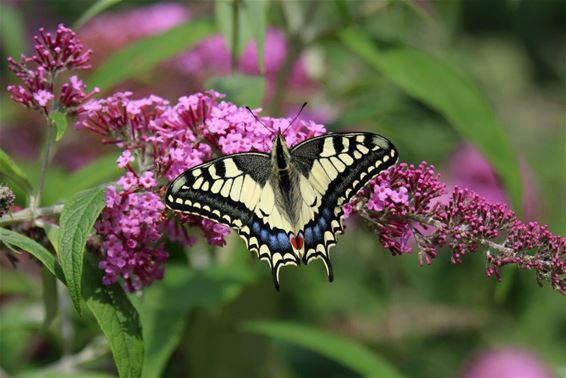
[90,20,216,90]
[0,4,26,59]
[41,266,58,329]
[74,0,123,29]
[42,222,60,253]
[58,186,106,314]
[241,321,404,378]
[339,27,522,211]
[41,223,60,328]
[215,0,252,63]
[50,153,120,203]
[0,227,65,282]
[242,0,268,72]
[0,148,33,193]
[82,255,144,378]
[205,74,266,107]
[41,153,119,204]
[137,264,253,378]
[50,111,68,142]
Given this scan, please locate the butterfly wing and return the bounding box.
[291,132,399,278]
[165,153,299,289]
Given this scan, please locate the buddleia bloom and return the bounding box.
[351,162,566,295]
[6,24,98,114]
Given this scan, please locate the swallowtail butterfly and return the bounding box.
[165,116,398,289]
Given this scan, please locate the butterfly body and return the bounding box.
[166,131,398,289]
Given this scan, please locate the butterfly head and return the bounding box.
[272,132,291,171]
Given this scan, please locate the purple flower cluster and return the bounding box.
[7,24,98,114]
[77,90,325,291]
[438,188,516,262]
[95,184,168,292]
[352,162,445,255]
[354,162,566,294]
[490,221,566,292]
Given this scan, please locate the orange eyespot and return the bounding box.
[290,234,304,250]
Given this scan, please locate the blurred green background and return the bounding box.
[0,1,564,377]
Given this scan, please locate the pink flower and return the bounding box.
[59,75,99,113]
[33,90,53,107]
[199,219,231,247]
[117,171,138,191]
[139,171,157,189]
[116,150,134,168]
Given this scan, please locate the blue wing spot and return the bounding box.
[318,215,327,230]
[313,224,322,240]
[260,228,269,243]
[252,221,261,235]
[304,227,315,245]
[268,234,279,250]
[277,232,291,250]
[323,208,331,218]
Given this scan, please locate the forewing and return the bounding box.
[166,153,271,227]
[291,132,399,275]
[165,152,299,289]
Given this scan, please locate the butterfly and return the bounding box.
[165,111,398,289]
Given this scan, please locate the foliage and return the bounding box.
[0,1,564,377]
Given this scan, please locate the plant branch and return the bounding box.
[406,213,516,255]
[359,210,557,271]
[0,204,64,226]
[359,208,514,254]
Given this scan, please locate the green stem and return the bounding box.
[30,120,56,213]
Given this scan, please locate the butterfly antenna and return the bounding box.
[282,102,308,136]
[245,106,273,135]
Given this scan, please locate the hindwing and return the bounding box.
[291,132,398,275]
